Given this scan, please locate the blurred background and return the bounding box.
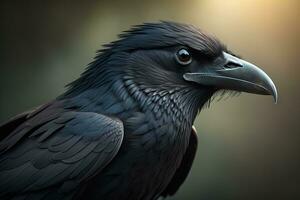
[0,0,299,199]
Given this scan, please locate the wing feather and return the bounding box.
[0,105,124,198]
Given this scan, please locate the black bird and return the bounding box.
[0,22,277,200]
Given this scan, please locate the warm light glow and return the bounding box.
[0,1,299,199]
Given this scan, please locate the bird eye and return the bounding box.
[176,49,192,65]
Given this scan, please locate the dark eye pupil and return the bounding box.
[176,49,192,65]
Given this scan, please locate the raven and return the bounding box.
[0,22,277,200]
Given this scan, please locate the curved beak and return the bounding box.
[183,52,278,103]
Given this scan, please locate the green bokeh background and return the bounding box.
[0,1,299,199]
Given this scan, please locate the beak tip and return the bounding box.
[273,94,278,104]
[268,82,278,104]
[272,90,278,104]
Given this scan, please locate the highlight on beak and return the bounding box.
[183,52,278,103]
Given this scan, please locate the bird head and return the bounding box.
[119,22,276,99]
[65,21,277,114]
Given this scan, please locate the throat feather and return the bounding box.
[122,76,210,126]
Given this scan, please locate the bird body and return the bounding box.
[0,22,277,200]
[0,81,200,200]
[61,77,203,200]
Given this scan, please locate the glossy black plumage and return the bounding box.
[0,21,276,200]
[0,101,123,199]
